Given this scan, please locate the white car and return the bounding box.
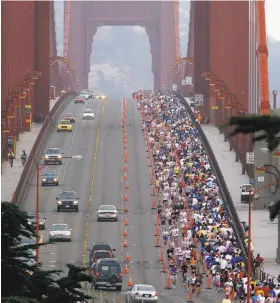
[82,109,95,119]
[97,205,118,221]
[126,284,158,303]
[48,223,72,242]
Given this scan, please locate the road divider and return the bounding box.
[82,97,107,268]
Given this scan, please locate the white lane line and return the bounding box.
[59,99,90,188]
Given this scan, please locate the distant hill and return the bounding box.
[54,1,279,100]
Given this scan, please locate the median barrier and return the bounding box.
[12,91,77,207]
[173,91,255,278]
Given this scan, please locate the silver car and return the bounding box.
[97,205,118,221]
[82,109,95,119]
[44,148,63,165]
[48,224,72,242]
[126,284,158,303]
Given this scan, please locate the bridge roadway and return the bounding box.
[21,96,221,303]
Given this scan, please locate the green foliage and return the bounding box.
[228,115,280,151]
[1,202,92,302]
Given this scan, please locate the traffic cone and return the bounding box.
[125,253,130,262]
[206,273,212,289]
[128,276,133,287]
[187,287,194,302]
[124,157,128,163]
[148,158,152,167]
[150,176,154,185]
[155,234,160,247]
[155,225,160,236]
[123,229,128,236]
[123,172,128,181]
[165,273,172,289]
[155,214,159,226]
[151,198,156,209]
[159,248,164,262]
[124,144,128,149]
[123,205,129,213]
[124,164,128,171]
[124,217,128,226]
[151,167,155,176]
[123,194,128,201]
[124,264,129,274]
[161,260,166,273]
[151,186,156,196]
[123,238,128,247]
[125,183,129,190]
[124,138,127,144]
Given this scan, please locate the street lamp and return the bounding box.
[35,154,83,264]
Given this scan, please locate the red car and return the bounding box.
[91,250,113,265]
[74,97,85,104]
[63,113,76,123]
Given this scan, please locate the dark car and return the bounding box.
[91,250,113,265]
[74,97,85,104]
[56,191,79,212]
[89,242,116,261]
[91,258,123,291]
[27,213,46,230]
[63,113,76,123]
[41,170,59,186]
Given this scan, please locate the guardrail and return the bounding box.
[11,91,77,206]
[173,92,255,278]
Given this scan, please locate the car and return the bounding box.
[94,95,106,100]
[57,120,72,132]
[91,258,123,291]
[80,90,92,99]
[41,170,59,186]
[27,213,46,230]
[126,284,159,303]
[88,242,116,261]
[82,109,95,119]
[91,250,113,265]
[97,205,118,221]
[74,97,85,104]
[63,113,76,123]
[48,223,72,242]
[44,148,63,165]
[56,191,79,212]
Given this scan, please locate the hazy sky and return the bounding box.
[266,0,280,41]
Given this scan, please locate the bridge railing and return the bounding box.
[11,91,77,206]
[174,91,255,278]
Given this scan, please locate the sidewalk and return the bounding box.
[184,98,280,278]
[1,97,59,201]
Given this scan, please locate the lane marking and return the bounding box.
[120,97,124,259]
[82,98,107,268]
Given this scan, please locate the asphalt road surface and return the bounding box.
[22,96,222,303]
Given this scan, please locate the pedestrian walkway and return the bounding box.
[184,97,280,279]
[1,98,59,202]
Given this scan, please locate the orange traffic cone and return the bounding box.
[151,167,155,176]
[155,225,160,236]
[123,229,128,236]
[206,273,212,289]
[165,273,172,289]
[124,151,128,157]
[124,217,129,226]
[187,287,194,302]
[123,172,128,181]
[155,234,160,247]
[128,276,133,287]
[151,198,156,210]
[155,214,159,226]
[124,138,127,144]
[161,260,166,273]
[123,205,129,213]
[125,183,129,190]
[124,157,128,163]
[123,238,128,247]
[124,264,129,274]
[159,248,164,262]
[151,186,156,196]
[150,176,154,185]
[125,253,130,262]
[123,194,128,201]
[124,164,128,171]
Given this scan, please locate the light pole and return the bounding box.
[35,155,82,264]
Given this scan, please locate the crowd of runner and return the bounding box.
[134,90,280,303]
